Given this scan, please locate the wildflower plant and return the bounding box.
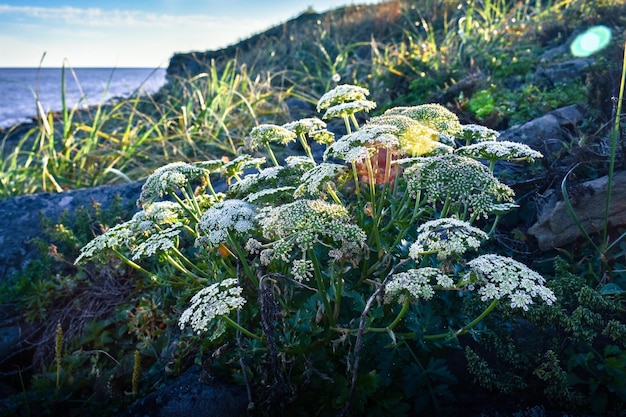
[76,84,554,415]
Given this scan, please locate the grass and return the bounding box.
[1,0,624,198]
[0,0,626,415]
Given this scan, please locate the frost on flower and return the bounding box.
[403,153,515,218]
[324,125,400,163]
[245,124,297,151]
[385,104,462,141]
[385,268,453,304]
[316,84,370,112]
[131,222,184,261]
[75,220,138,264]
[244,186,297,204]
[259,199,367,267]
[460,124,500,144]
[409,218,488,260]
[220,155,266,183]
[455,140,543,163]
[143,201,185,226]
[309,129,335,145]
[294,162,348,198]
[321,100,377,120]
[230,163,309,198]
[178,278,246,335]
[367,114,448,156]
[285,156,316,170]
[196,200,257,249]
[138,162,210,207]
[464,254,556,310]
[283,117,327,136]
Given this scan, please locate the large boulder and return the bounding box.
[0,182,143,280]
[528,170,626,250]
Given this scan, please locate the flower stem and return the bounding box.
[310,250,335,327]
[222,315,262,340]
[423,299,499,340]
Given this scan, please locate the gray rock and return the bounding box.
[0,182,143,280]
[117,365,249,417]
[528,170,626,250]
[533,58,594,86]
[499,104,585,151]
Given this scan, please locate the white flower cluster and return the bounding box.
[75,200,192,264]
[142,201,185,226]
[309,129,335,145]
[131,222,184,260]
[196,199,257,249]
[245,124,297,150]
[464,254,556,310]
[385,104,462,140]
[258,199,367,276]
[138,162,210,207]
[404,154,515,218]
[283,117,327,136]
[460,124,500,143]
[321,100,377,120]
[367,114,443,154]
[244,186,297,204]
[229,166,284,195]
[285,156,316,170]
[409,218,488,260]
[324,125,400,163]
[75,220,137,264]
[295,162,348,198]
[456,140,543,163]
[316,84,370,112]
[221,155,266,181]
[178,278,246,334]
[385,267,454,304]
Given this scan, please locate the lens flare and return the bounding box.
[571,26,612,57]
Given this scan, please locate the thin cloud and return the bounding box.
[0,4,255,30]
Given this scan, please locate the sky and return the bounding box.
[0,0,380,68]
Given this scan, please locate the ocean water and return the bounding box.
[0,67,167,129]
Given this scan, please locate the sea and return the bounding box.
[0,67,167,130]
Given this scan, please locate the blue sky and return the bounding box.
[0,0,379,68]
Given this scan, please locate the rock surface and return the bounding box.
[116,365,249,417]
[0,182,143,280]
[528,170,626,250]
[499,104,586,151]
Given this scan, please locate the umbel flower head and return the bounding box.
[455,140,543,163]
[324,125,400,163]
[258,199,367,270]
[385,104,463,142]
[131,222,184,261]
[196,199,257,249]
[321,100,377,120]
[463,254,556,311]
[138,162,211,207]
[409,218,488,261]
[178,278,246,335]
[367,114,448,156]
[460,124,500,144]
[403,153,515,218]
[385,267,455,304]
[294,162,348,198]
[220,155,266,183]
[316,84,370,112]
[283,117,327,136]
[245,124,297,151]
